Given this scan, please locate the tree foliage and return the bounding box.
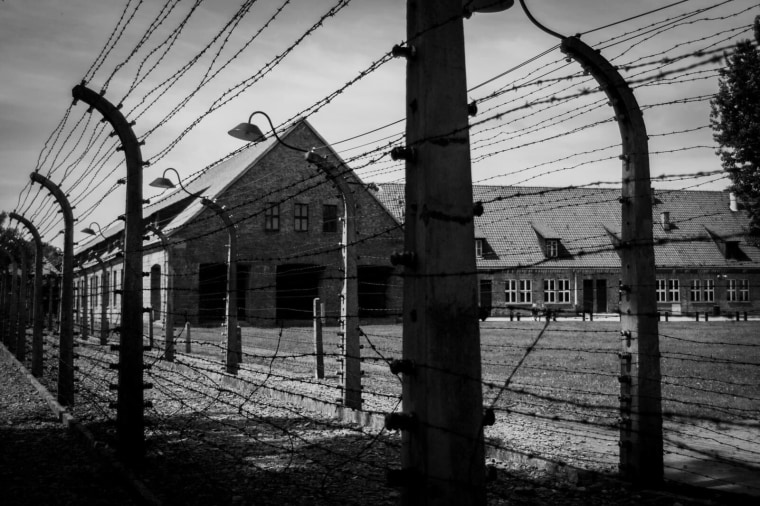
[710,39,760,238]
[0,211,62,272]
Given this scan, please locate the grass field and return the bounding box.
[162,320,760,425]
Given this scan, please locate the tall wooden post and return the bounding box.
[561,37,663,484]
[394,1,486,503]
[73,84,145,464]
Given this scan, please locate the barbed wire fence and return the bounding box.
[2,0,760,503]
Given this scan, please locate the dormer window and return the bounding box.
[725,241,741,260]
[530,222,566,260]
[475,239,484,259]
[705,227,746,261]
[546,239,559,258]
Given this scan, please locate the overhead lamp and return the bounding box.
[228,110,306,152]
[82,222,107,239]
[149,176,176,190]
[227,120,266,143]
[149,167,204,200]
[466,0,514,13]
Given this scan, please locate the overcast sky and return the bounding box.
[1,0,757,246]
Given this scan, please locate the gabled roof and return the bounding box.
[75,119,398,257]
[374,184,760,271]
[146,123,285,237]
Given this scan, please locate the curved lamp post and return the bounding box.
[9,213,45,376]
[149,168,240,373]
[228,112,362,409]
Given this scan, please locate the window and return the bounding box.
[668,279,680,302]
[727,279,738,302]
[543,279,556,303]
[519,279,532,303]
[558,279,571,303]
[264,204,280,231]
[475,239,484,259]
[505,279,517,303]
[703,279,714,302]
[546,239,559,258]
[91,276,98,306]
[656,279,667,302]
[294,203,309,231]
[739,279,750,302]
[689,280,701,302]
[323,204,338,233]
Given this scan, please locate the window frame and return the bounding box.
[703,279,715,302]
[294,203,309,232]
[545,239,559,258]
[739,279,750,302]
[727,279,738,302]
[689,279,701,302]
[264,203,280,231]
[543,279,556,303]
[557,279,571,303]
[519,279,533,304]
[668,279,680,302]
[505,279,517,303]
[656,278,667,302]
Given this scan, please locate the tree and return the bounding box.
[710,38,760,239]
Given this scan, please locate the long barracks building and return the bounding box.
[72,121,760,327]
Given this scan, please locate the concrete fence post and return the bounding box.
[562,36,663,484]
[313,298,324,380]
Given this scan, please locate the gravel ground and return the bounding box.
[0,339,741,506]
[0,350,138,506]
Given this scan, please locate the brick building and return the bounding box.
[375,184,760,317]
[74,121,760,326]
[74,120,403,327]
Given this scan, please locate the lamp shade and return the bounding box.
[149,177,176,189]
[227,122,266,143]
[467,0,514,13]
[81,227,96,235]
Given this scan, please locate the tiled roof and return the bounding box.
[374,183,760,271]
[146,124,284,237]
[75,122,292,255]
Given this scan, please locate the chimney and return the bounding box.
[660,211,671,231]
[729,192,738,212]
